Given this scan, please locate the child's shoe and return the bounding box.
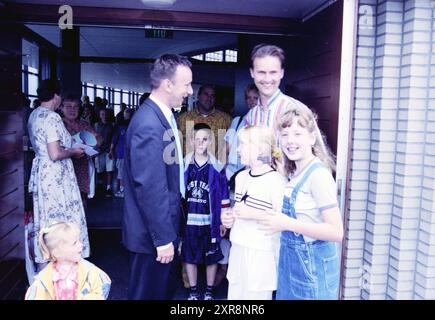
[203,286,214,300]
[203,291,214,300]
[114,190,124,198]
[187,291,201,300]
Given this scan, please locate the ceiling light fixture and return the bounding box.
[140,0,177,8]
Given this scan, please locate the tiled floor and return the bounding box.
[13,192,228,300]
[86,193,228,300]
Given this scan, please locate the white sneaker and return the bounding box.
[114,190,124,198]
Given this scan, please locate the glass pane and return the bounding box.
[205,51,223,62]
[28,74,39,96]
[22,39,39,70]
[122,92,129,105]
[22,72,26,94]
[87,86,95,102]
[225,49,238,63]
[114,104,121,116]
[191,54,203,61]
[96,87,104,100]
[114,91,121,104]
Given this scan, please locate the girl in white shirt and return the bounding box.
[221,125,287,300]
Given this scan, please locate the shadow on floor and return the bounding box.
[88,228,228,300]
[86,194,228,300]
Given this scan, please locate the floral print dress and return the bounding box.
[28,107,90,263]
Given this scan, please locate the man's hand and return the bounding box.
[156,243,174,264]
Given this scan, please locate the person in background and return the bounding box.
[177,85,232,159]
[62,94,102,209]
[25,222,111,300]
[94,108,114,197]
[115,102,127,126]
[109,108,133,198]
[225,83,259,188]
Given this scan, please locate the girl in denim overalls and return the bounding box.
[257,105,343,300]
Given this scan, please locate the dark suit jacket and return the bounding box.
[122,98,181,254]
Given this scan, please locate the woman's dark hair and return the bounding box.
[37,79,62,102]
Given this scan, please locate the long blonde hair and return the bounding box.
[238,125,281,166]
[278,105,336,175]
[39,222,80,261]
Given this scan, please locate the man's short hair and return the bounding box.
[37,79,62,102]
[198,84,215,96]
[150,54,192,90]
[250,44,285,68]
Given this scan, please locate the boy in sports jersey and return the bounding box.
[181,123,230,300]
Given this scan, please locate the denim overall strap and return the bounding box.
[282,162,326,240]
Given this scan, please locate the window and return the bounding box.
[22,39,39,105]
[96,85,104,100]
[122,92,129,106]
[87,84,95,102]
[114,90,121,105]
[191,54,203,61]
[225,49,238,63]
[28,67,39,96]
[191,48,237,63]
[205,50,223,62]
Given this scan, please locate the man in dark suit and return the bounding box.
[123,54,193,300]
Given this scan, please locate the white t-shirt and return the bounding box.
[230,168,287,251]
[284,158,339,242]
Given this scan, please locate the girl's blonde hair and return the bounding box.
[238,125,281,165]
[278,105,336,175]
[39,222,80,261]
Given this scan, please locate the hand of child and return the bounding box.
[221,208,235,229]
[219,224,227,237]
[257,211,294,235]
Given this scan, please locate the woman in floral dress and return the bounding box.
[27,80,90,276]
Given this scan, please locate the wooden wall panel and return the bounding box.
[285,1,343,154]
[0,25,26,300]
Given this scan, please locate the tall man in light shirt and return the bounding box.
[122,54,193,300]
[245,44,308,139]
